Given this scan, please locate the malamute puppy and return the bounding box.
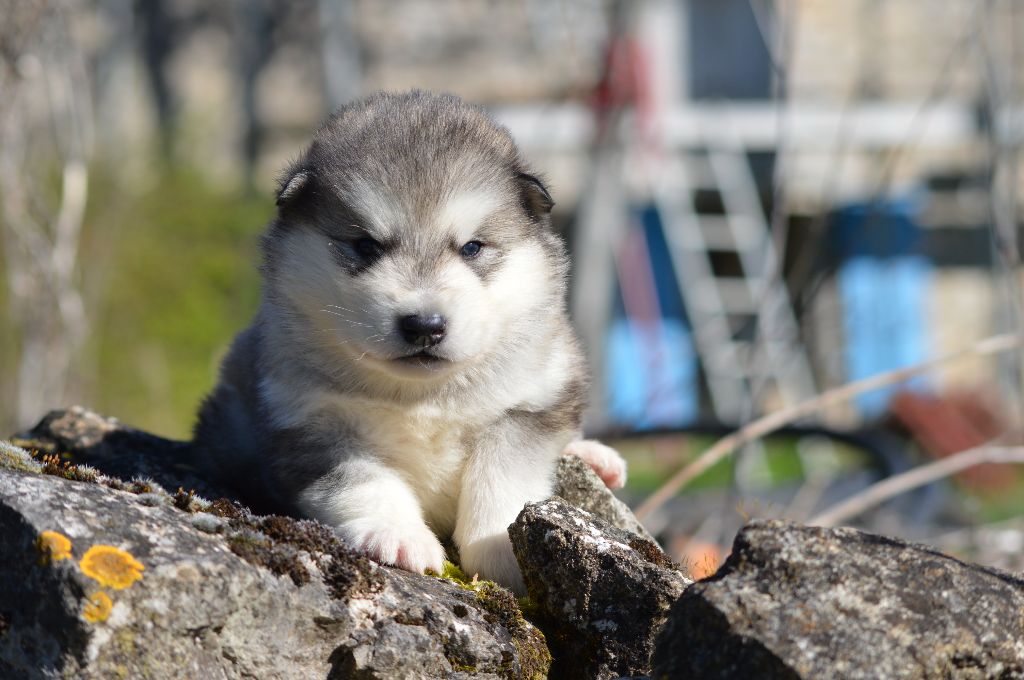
[193,91,624,591]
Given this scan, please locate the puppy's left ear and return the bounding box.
[276,168,311,207]
[517,172,554,220]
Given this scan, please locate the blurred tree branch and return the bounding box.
[1,0,93,427]
[809,443,1024,528]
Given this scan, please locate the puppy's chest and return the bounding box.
[354,403,478,507]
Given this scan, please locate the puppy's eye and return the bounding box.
[460,241,483,259]
[354,237,383,260]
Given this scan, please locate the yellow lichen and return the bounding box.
[82,591,113,623]
[79,545,145,590]
[37,530,73,565]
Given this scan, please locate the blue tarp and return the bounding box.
[832,200,933,417]
[605,206,698,428]
[606,317,699,428]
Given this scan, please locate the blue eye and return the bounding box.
[354,237,383,259]
[460,241,483,258]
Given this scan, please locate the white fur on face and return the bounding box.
[344,176,404,240]
[272,186,550,387]
[437,188,505,244]
[273,227,386,358]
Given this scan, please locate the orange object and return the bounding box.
[670,536,723,580]
[79,545,145,590]
[82,591,113,623]
[37,531,73,565]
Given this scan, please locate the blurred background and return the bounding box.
[3,0,1024,575]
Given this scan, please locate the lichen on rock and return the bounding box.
[82,591,113,623]
[37,530,73,565]
[10,402,1024,678]
[3,408,683,679]
[79,545,145,590]
[1,414,554,679]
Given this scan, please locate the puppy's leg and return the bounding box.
[564,438,628,489]
[455,423,565,594]
[298,456,444,575]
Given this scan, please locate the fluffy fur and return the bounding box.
[193,91,624,591]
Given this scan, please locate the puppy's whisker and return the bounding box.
[320,311,375,328]
[320,308,361,320]
[324,304,375,316]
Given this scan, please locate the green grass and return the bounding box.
[82,164,271,438]
[615,433,888,498]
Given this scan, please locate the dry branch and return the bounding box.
[0,4,93,427]
[634,333,1024,521]
[809,445,1024,527]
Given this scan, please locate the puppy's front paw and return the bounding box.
[337,518,445,575]
[459,534,525,595]
[564,439,628,489]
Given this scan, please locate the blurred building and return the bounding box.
[2,0,1023,437]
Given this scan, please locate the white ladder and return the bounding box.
[653,141,820,422]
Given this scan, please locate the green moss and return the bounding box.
[430,561,551,678]
[511,634,552,680]
[0,441,43,474]
[432,560,507,595]
[33,452,103,483]
[516,595,540,622]
[475,583,551,680]
[431,560,475,587]
[226,531,311,587]
[222,513,381,598]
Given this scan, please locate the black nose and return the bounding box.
[399,314,447,347]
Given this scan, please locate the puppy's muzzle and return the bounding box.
[399,313,447,348]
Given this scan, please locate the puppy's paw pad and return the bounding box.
[338,519,445,575]
[564,439,628,489]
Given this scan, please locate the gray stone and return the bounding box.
[653,519,1024,680]
[0,447,550,679]
[13,406,222,500]
[509,498,691,680]
[553,454,656,543]
[8,407,663,679]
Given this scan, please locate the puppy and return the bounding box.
[193,91,625,591]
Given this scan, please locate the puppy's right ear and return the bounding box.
[516,172,555,221]
[276,168,310,207]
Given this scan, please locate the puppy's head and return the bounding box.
[263,91,566,383]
